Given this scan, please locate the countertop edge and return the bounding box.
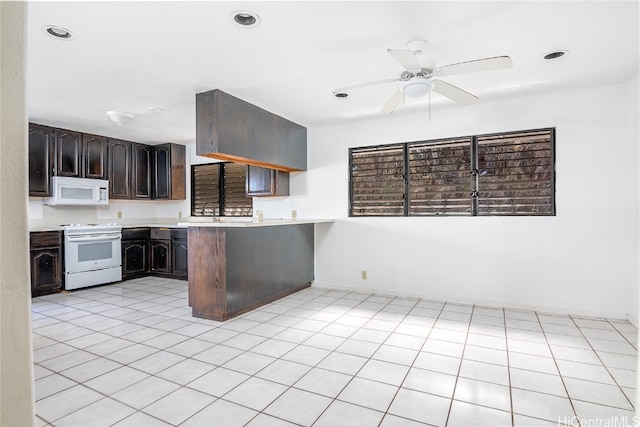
[176,219,334,228]
[29,219,335,232]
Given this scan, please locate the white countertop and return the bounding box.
[29,218,334,232]
[177,218,334,228]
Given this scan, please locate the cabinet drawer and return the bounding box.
[122,227,150,241]
[150,228,172,240]
[30,231,62,248]
[171,228,187,240]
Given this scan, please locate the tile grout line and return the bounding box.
[606,318,638,351]
[534,310,578,421]
[303,293,421,427]
[442,302,473,427]
[568,314,636,411]
[503,307,515,427]
[373,297,445,427]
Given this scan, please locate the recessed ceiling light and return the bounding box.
[42,25,74,40]
[334,92,349,98]
[231,10,261,28]
[148,107,162,114]
[543,50,568,60]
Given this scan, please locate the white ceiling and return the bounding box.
[27,1,639,145]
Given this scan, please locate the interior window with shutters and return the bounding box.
[349,144,406,216]
[476,129,555,215]
[223,163,253,216]
[349,128,555,217]
[409,138,472,216]
[191,163,252,217]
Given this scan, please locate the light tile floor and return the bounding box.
[32,277,638,426]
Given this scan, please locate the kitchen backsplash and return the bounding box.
[28,197,189,227]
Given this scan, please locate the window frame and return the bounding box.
[191,162,253,217]
[349,127,556,217]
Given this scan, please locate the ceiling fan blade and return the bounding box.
[387,49,422,72]
[333,77,400,95]
[432,80,478,105]
[380,89,404,114]
[434,56,513,77]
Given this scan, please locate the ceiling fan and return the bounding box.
[332,40,513,114]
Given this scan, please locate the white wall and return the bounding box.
[627,70,639,324]
[1,1,35,424]
[260,81,639,319]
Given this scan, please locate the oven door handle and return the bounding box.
[66,233,122,242]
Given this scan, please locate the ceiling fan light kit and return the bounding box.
[106,110,134,126]
[333,39,513,115]
[403,78,434,98]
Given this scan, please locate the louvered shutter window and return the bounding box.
[191,163,252,217]
[223,163,253,216]
[350,145,406,216]
[409,138,472,216]
[192,163,221,216]
[477,129,555,215]
[349,128,555,217]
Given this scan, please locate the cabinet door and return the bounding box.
[170,144,186,200]
[132,143,152,199]
[153,145,171,199]
[171,239,188,279]
[82,134,108,179]
[55,128,81,177]
[28,124,54,197]
[108,138,131,199]
[150,240,171,274]
[246,165,290,197]
[30,248,62,297]
[153,143,186,200]
[122,240,148,279]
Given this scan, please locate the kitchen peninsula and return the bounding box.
[183,219,331,321]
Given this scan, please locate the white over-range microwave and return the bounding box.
[44,176,109,206]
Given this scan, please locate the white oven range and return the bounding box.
[63,224,122,290]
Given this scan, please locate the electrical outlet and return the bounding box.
[291,209,297,220]
[117,211,122,219]
[178,211,182,218]
[361,270,368,280]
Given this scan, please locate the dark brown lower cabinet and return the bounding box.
[30,231,63,297]
[122,227,187,280]
[150,240,171,274]
[171,229,188,279]
[150,228,171,275]
[122,228,150,280]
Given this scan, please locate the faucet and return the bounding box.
[200,202,220,221]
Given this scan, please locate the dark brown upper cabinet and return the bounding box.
[132,143,152,199]
[82,133,108,179]
[246,165,290,197]
[29,122,186,201]
[196,89,307,172]
[153,143,186,200]
[55,128,82,177]
[28,123,55,197]
[108,138,132,199]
